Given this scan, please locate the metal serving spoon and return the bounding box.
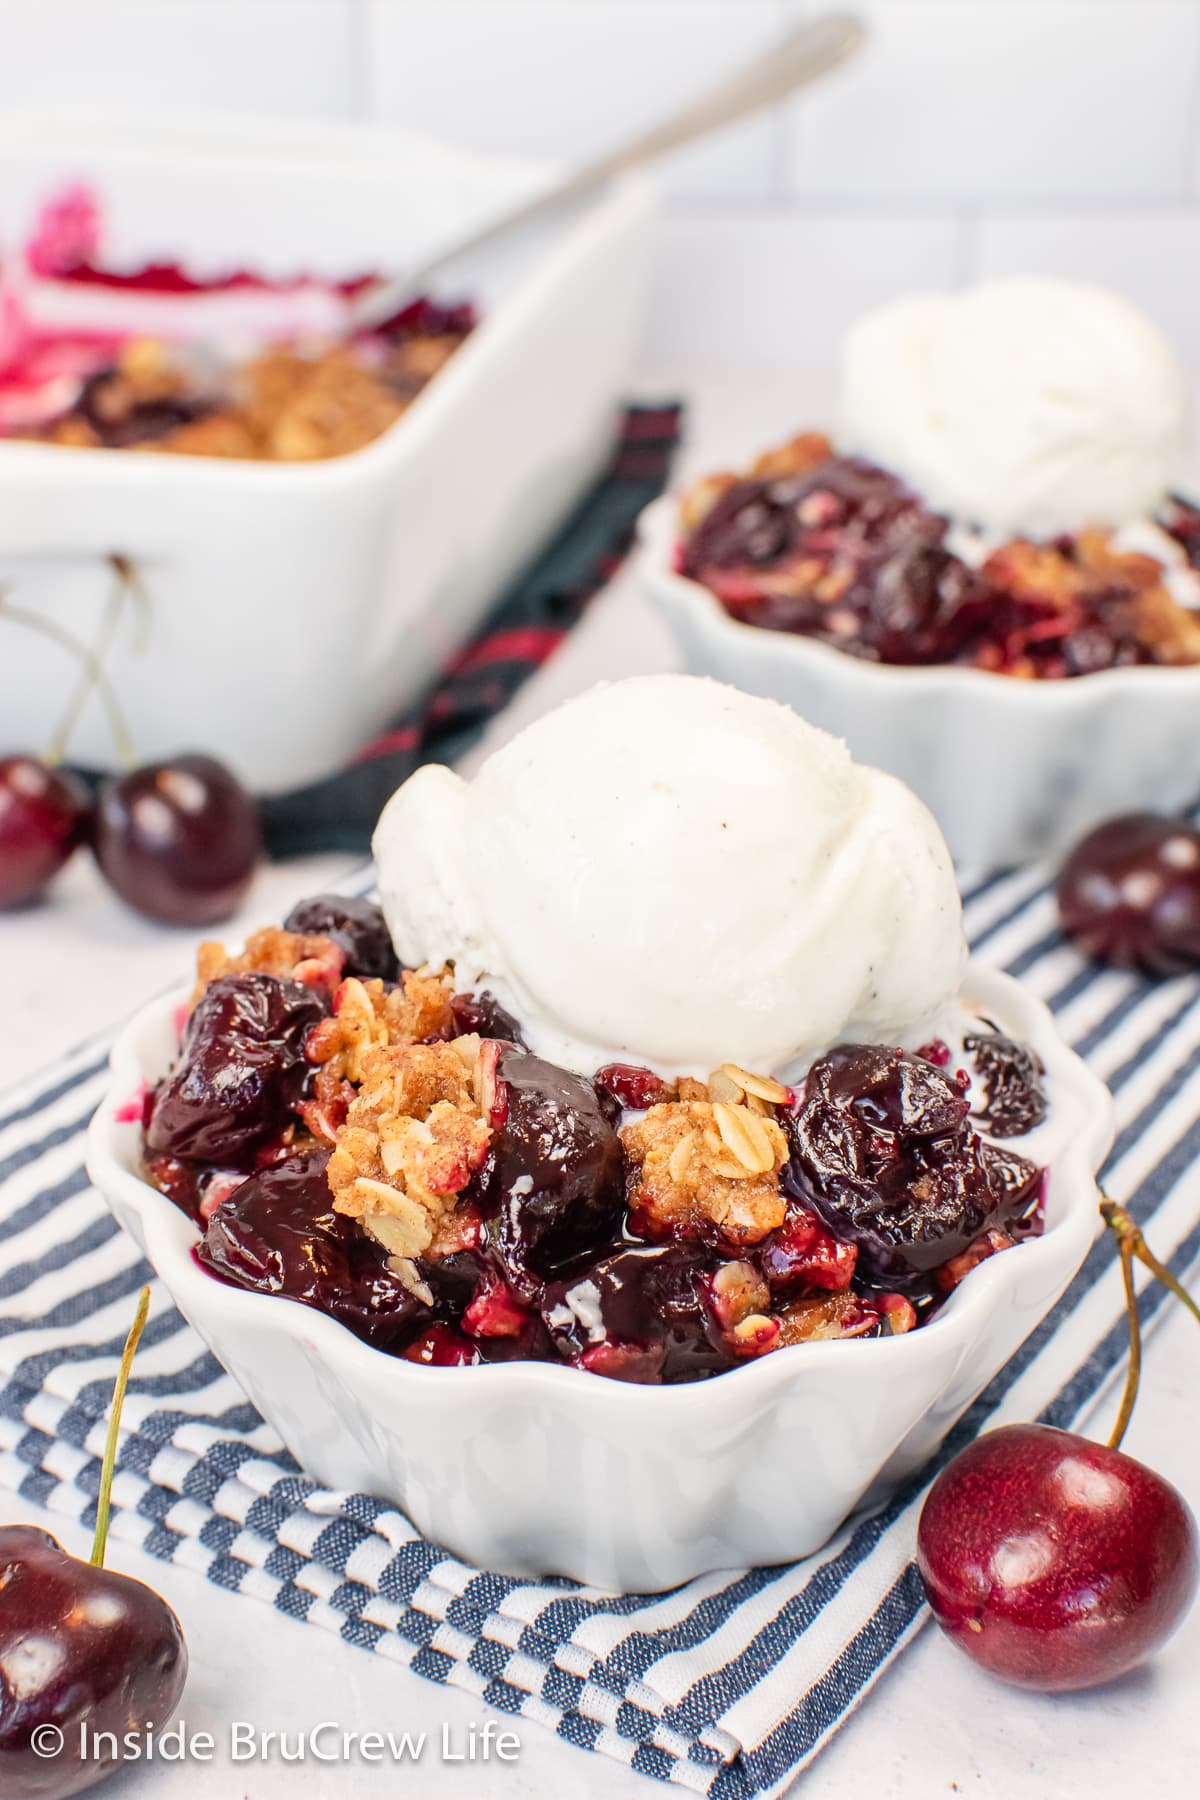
[347,11,865,336]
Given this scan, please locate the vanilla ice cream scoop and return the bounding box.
[839,277,1185,535]
[373,676,965,1079]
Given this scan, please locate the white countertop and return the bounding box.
[2,375,1198,1799]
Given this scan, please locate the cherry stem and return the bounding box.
[90,1285,151,1569]
[1107,1236,1142,1451]
[0,572,139,770]
[44,559,140,768]
[1100,1197,1200,1450]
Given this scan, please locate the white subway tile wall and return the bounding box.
[0,2,356,119]
[0,0,1197,367]
[785,1,1200,201]
[640,214,960,371]
[366,0,786,201]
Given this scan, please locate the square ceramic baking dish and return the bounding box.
[0,110,652,791]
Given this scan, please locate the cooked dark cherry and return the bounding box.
[197,1149,422,1349]
[1057,813,1200,974]
[142,1152,210,1223]
[965,1029,1047,1136]
[783,1044,1042,1289]
[377,295,477,341]
[93,754,262,926]
[477,1049,624,1296]
[862,541,990,666]
[593,1062,675,1113]
[74,364,214,447]
[759,1206,857,1294]
[918,1424,1199,1690]
[449,989,525,1044]
[682,457,941,575]
[679,457,992,663]
[0,1524,187,1798]
[541,1243,731,1384]
[283,894,397,981]
[144,973,326,1166]
[0,755,90,907]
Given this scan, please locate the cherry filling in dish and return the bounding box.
[16,297,475,463]
[677,434,1200,678]
[139,897,1048,1384]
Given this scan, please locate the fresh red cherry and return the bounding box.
[0,1525,188,1796]
[917,1423,1198,1691]
[0,1291,187,1796]
[92,754,262,926]
[1057,812,1200,973]
[0,755,90,907]
[918,1201,1200,1691]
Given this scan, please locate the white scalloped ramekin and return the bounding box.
[638,494,1200,869]
[86,963,1112,1593]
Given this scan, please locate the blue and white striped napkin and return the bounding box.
[2,862,1199,1799]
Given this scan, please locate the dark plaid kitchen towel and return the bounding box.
[255,401,683,858]
[2,865,1199,1795]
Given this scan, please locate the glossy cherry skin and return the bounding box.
[197,1149,422,1350]
[1057,813,1200,974]
[783,1045,1041,1290]
[282,894,397,982]
[479,1049,624,1296]
[144,973,326,1167]
[917,1424,1199,1691]
[448,989,525,1046]
[0,1525,187,1797]
[541,1243,730,1383]
[0,757,90,908]
[92,754,262,926]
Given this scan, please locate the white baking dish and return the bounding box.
[86,962,1112,1593]
[638,494,1200,870]
[0,111,652,791]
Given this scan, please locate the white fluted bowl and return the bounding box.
[639,494,1200,869]
[86,963,1112,1592]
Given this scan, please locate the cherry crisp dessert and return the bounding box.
[20,298,474,463]
[678,433,1200,677]
[139,897,1048,1383]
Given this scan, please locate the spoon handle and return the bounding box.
[348,12,865,335]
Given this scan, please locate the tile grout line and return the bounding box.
[656,195,1200,220]
[1179,0,1200,198]
[344,0,372,121]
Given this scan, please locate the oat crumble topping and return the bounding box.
[31,318,473,463]
[304,968,456,1082]
[326,1040,492,1295]
[621,1094,788,1248]
[193,926,345,1005]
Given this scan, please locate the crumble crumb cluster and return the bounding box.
[679,431,1200,677]
[622,1096,788,1247]
[194,926,345,1004]
[776,1291,882,1346]
[326,1040,492,1300]
[305,969,456,1082]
